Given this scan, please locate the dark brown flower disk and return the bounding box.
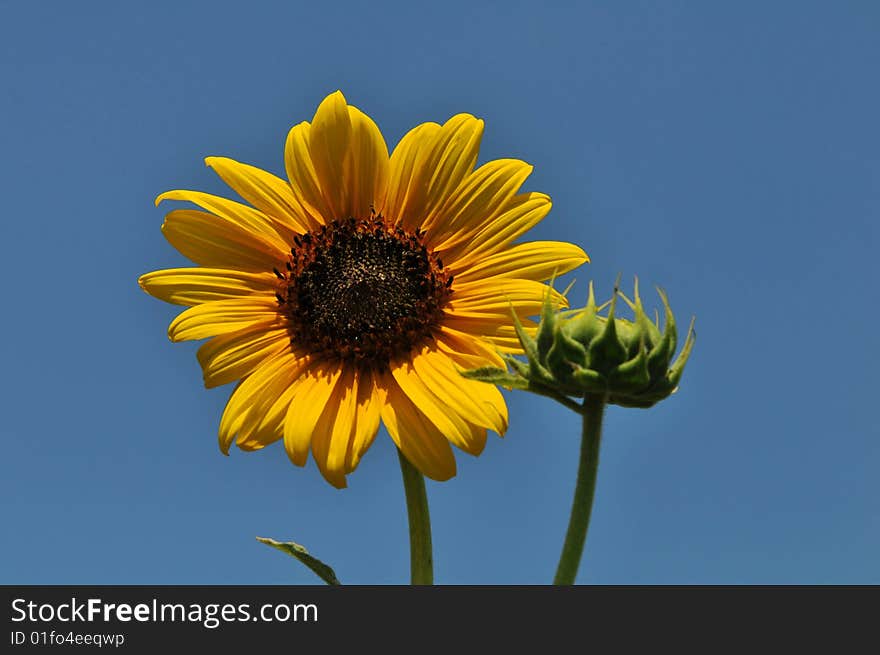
[275,216,452,368]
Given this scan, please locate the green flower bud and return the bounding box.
[462,278,695,410]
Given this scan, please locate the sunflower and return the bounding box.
[139,91,588,488]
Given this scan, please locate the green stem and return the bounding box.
[529,383,587,415]
[397,448,433,585]
[553,393,606,585]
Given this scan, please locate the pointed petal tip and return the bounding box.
[154,189,195,207]
[445,112,483,128]
[284,445,309,469]
[462,439,487,457]
[425,466,456,483]
[562,245,589,267]
[318,89,348,109]
[324,473,348,490]
[202,375,224,390]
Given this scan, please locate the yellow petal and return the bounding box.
[310,368,357,488]
[450,241,589,283]
[161,209,286,271]
[385,121,441,227]
[410,347,507,438]
[443,316,538,353]
[305,92,390,221]
[390,356,487,455]
[447,279,565,319]
[196,321,291,388]
[283,364,343,468]
[346,369,385,472]
[424,159,532,247]
[346,104,390,218]
[168,296,280,342]
[205,156,315,233]
[232,362,301,451]
[389,114,483,231]
[217,350,300,453]
[156,189,288,249]
[240,353,314,450]
[138,268,277,306]
[219,380,249,454]
[379,372,456,482]
[436,326,505,369]
[439,192,551,266]
[285,121,333,225]
[419,114,484,229]
[308,91,353,220]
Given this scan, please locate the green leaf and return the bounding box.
[256,537,341,585]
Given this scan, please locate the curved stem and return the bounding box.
[397,448,433,585]
[553,394,606,585]
[529,384,587,415]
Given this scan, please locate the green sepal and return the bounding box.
[611,317,641,357]
[570,364,606,392]
[609,338,651,392]
[646,287,678,380]
[607,395,658,409]
[534,285,558,365]
[545,323,587,385]
[666,316,696,388]
[504,353,531,379]
[256,537,341,585]
[459,365,530,390]
[586,290,628,376]
[510,310,555,384]
[626,278,662,352]
[564,282,601,350]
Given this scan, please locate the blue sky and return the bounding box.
[1,1,877,584]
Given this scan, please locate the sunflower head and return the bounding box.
[139,90,588,487]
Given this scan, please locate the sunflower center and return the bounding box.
[277,216,452,366]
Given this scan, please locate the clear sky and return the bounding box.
[1,1,877,584]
